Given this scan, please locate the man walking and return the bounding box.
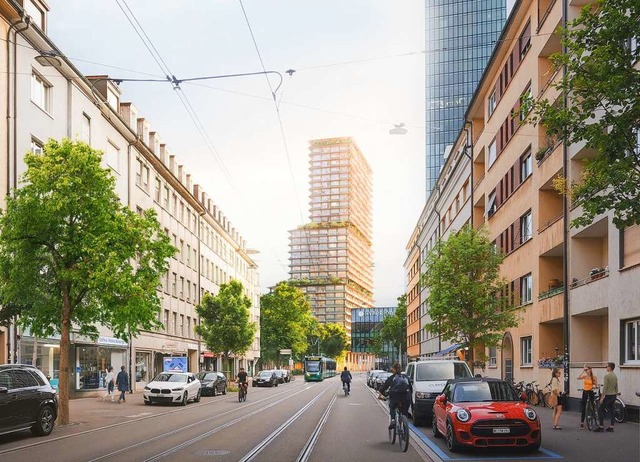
[116,366,129,404]
[595,362,618,432]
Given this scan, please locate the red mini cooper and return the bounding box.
[432,377,541,453]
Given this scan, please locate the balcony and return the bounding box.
[538,286,563,323]
[569,269,610,316]
[538,213,563,257]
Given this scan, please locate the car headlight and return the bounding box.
[416,392,433,399]
[144,386,150,390]
[456,409,471,422]
[524,408,537,421]
[173,387,183,391]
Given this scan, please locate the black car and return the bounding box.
[196,371,227,396]
[273,370,288,384]
[252,370,278,387]
[0,364,58,437]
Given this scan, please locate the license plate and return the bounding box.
[492,428,510,434]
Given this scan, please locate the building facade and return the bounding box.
[425,0,506,195]
[0,0,260,393]
[350,306,398,371]
[289,137,373,335]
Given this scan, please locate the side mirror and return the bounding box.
[436,394,446,405]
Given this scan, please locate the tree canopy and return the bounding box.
[196,279,256,366]
[422,225,521,372]
[529,0,640,228]
[319,323,350,359]
[0,139,175,424]
[260,282,315,365]
[378,295,407,365]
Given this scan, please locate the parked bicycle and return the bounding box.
[594,385,625,423]
[525,381,541,406]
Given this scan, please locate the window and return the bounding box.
[519,21,531,60]
[624,319,639,363]
[81,113,91,144]
[164,309,169,331]
[31,71,51,112]
[171,273,177,296]
[155,178,161,202]
[25,1,45,30]
[521,337,532,366]
[520,149,532,180]
[488,138,497,167]
[163,186,170,209]
[31,137,43,155]
[520,86,532,121]
[107,87,119,110]
[180,314,184,337]
[488,91,497,117]
[180,276,184,298]
[520,273,532,304]
[489,346,497,367]
[520,211,532,243]
[487,191,497,218]
[172,312,177,335]
[105,142,120,173]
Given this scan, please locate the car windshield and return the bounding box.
[306,361,320,372]
[453,381,519,402]
[196,373,217,381]
[259,371,272,378]
[274,371,283,376]
[415,363,471,381]
[153,373,187,383]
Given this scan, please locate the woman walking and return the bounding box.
[577,364,597,429]
[103,366,115,402]
[551,368,564,430]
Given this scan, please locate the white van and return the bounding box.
[405,358,472,425]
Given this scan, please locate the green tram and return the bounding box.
[303,356,337,381]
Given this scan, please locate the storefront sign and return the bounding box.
[98,336,128,347]
[163,357,187,372]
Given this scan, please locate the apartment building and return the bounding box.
[0,0,260,393]
[289,138,373,336]
[405,132,472,360]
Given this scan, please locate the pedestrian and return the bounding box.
[116,366,129,403]
[595,362,618,432]
[577,364,598,429]
[103,366,115,402]
[550,367,563,430]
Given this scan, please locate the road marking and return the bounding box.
[347,403,362,406]
[296,392,338,462]
[125,412,153,418]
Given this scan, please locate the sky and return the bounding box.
[47,0,427,307]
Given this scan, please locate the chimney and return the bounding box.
[159,144,168,164]
[149,132,162,156]
[186,174,192,191]
[178,165,184,183]
[137,118,149,146]
[169,155,176,175]
[119,103,138,133]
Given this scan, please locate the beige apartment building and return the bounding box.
[0,0,260,394]
[289,138,373,338]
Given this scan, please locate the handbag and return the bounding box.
[548,392,558,407]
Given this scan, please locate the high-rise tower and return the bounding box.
[289,137,373,334]
[425,0,506,195]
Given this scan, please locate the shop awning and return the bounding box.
[201,352,215,358]
[434,343,462,357]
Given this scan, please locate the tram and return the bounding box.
[303,356,337,381]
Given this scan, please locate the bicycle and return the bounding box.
[594,385,625,423]
[541,382,553,408]
[578,388,599,431]
[379,395,410,452]
[526,381,540,406]
[343,381,350,397]
[237,382,247,402]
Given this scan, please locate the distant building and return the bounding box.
[288,138,373,336]
[351,307,399,371]
[424,0,506,195]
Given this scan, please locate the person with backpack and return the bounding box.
[340,367,353,394]
[378,363,412,429]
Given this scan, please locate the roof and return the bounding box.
[445,377,505,385]
[0,364,39,370]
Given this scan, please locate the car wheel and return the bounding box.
[194,389,201,403]
[252,382,256,387]
[144,400,151,405]
[432,415,441,438]
[446,420,460,453]
[31,405,56,436]
[181,392,188,406]
[412,406,423,426]
[222,385,227,395]
[212,386,217,397]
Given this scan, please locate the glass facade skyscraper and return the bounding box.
[351,307,398,370]
[425,0,506,195]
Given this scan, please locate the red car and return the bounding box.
[432,377,541,453]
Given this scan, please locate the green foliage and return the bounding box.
[260,282,315,364]
[422,225,521,371]
[0,139,175,424]
[379,295,407,359]
[196,279,256,361]
[528,0,640,228]
[319,323,350,359]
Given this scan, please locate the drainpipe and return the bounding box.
[561,0,570,398]
[197,211,206,372]
[464,121,474,228]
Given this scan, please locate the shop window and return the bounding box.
[77,346,126,390]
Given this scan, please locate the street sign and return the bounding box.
[279,349,292,355]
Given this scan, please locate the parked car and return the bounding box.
[196,371,227,396]
[367,369,384,387]
[280,370,292,383]
[405,358,472,425]
[252,370,278,387]
[374,372,393,390]
[0,364,58,437]
[143,372,201,405]
[273,370,286,384]
[432,377,541,453]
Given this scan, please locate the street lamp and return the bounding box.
[389,123,407,135]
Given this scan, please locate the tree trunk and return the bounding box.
[58,287,72,425]
[468,337,475,375]
[32,336,38,366]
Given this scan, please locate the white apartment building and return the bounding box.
[0,0,260,395]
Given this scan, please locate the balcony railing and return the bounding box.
[538,212,563,233]
[538,285,564,301]
[473,173,485,190]
[570,268,609,289]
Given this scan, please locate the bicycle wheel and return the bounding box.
[388,420,396,444]
[399,415,410,452]
[586,402,598,431]
[613,399,625,423]
[543,392,552,408]
[529,390,540,406]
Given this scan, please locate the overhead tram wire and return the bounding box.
[237,0,323,285]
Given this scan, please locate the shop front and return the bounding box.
[19,334,61,388]
[75,336,128,393]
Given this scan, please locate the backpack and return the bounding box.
[390,373,409,394]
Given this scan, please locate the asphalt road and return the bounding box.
[0,374,430,462]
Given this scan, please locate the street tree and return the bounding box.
[319,323,350,359]
[260,282,315,366]
[528,0,640,228]
[422,225,520,373]
[379,295,408,365]
[0,139,175,425]
[196,279,256,371]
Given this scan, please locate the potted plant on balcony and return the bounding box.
[589,267,604,281]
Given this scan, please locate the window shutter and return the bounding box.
[515,216,522,248]
[514,278,521,305]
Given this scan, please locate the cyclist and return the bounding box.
[237,367,248,397]
[378,363,412,429]
[340,367,353,394]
